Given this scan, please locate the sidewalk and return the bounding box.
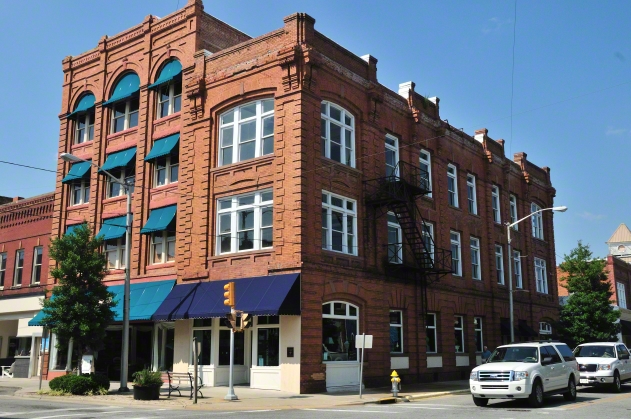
[0,376,470,412]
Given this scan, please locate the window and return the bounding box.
[75,109,95,144]
[447,164,458,207]
[541,345,561,364]
[495,245,504,285]
[154,154,179,187]
[535,257,548,294]
[322,302,358,362]
[491,185,501,223]
[151,231,176,264]
[13,250,24,286]
[454,316,464,353]
[426,313,437,353]
[32,247,43,284]
[106,167,135,198]
[256,316,280,366]
[321,101,354,167]
[419,150,432,196]
[322,191,357,255]
[385,135,399,177]
[467,175,477,214]
[219,99,274,166]
[531,203,544,239]
[513,250,523,289]
[387,212,402,264]
[0,253,7,288]
[539,322,552,335]
[157,80,182,118]
[474,317,483,352]
[509,195,518,229]
[105,238,125,270]
[71,179,90,206]
[219,323,244,366]
[390,310,403,353]
[112,97,139,133]
[192,319,212,366]
[217,190,273,254]
[470,237,481,280]
[617,282,627,309]
[450,231,461,276]
[422,222,434,263]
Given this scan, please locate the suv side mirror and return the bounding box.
[620,354,630,360]
[541,356,552,365]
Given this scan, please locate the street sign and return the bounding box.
[356,334,373,349]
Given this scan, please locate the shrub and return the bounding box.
[48,373,109,395]
[132,369,164,387]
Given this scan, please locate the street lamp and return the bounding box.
[506,205,567,343]
[60,152,133,392]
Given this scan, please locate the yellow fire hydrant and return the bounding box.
[391,370,401,397]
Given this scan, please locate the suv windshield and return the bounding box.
[574,345,615,358]
[487,346,539,363]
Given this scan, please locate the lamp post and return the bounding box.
[60,152,133,392]
[506,205,567,343]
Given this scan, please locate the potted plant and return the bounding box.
[132,369,163,400]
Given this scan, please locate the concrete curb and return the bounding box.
[346,388,471,405]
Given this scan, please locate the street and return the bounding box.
[1,386,631,419]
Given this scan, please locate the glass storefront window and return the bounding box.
[192,329,211,366]
[219,330,244,365]
[322,301,359,362]
[256,328,279,366]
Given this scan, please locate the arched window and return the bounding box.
[149,60,182,119]
[67,93,95,144]
[321,101,355,167]
[322,301,359,362]
[103,73,140,133]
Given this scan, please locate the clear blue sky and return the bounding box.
[1,0,629,262]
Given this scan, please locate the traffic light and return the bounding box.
[225,312,237,330]
[223,281,235,307]
[240,313,252,331]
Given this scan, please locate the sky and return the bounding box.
[0,0,629,263]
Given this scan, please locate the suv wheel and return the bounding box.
[612,372,621,393]
[563,378,577,401]
[472,396,489,407]
[528,379,544,408]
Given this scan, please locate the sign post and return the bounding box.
[356,334,373,398]
[193,336,198,404]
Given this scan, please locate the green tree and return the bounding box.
[40,224,116,375]
[558,241,620,347]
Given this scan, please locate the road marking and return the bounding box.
[31,411,133,419]
[396,406,449,409]
[408,404,464,407]
[565,392,631,410]
[0,407,115,417]
[302,408,400,413]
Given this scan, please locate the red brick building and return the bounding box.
[0,193,53,378]
[47,0,561,392]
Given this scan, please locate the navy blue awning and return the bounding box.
[152,273,300,321]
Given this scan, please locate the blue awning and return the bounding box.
[67,94,95,119]
[140,205,176,234]
[102,73,140,106]
[61,161,91,184]
[144,134,180,162]
[110,280,176,321]
[65,223,85,236]
[29,297,53,326]
[152,273,300,321]
[99,147,136,173]
[148,60,182,90]
[96,216,127,241]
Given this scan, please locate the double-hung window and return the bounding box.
[495,245,504,285]
[389,310,403,353]
[426,313,437,353]
[509,195,518,229]
[75,109,95,144]
[491,185,501,223]
[419,150,432,196]
[151,231,176,264]
[217,190,273,254]
[474,317,483,352]
[454,316,464,353]
[112,98,139,133]
[71,179,90,206]
[219,99,274,166]
[107,168,135,198]
[535,257,548,293]
[157,80,182,118]
[322,191,357,255]
[470,237,481,280]
[617,282,627,309]
[105,238,125,270]
[387,212,402,264]
[14,250,24,286]
[385,135,399,178]
[321,101,354,167]
[450,231,461,276]
[447,164,458,207]
[513,250,523,289]
[467,175,477,214]
[32,247,43,284]
[531,203,544,239]
[155,154,179,187]
[0,253,7,288]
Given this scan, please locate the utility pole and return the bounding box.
[223,282,238,401]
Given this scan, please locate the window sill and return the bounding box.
[146,262,175,271]
[29,283,40,287]
[210,154,275,174]
[321,248,358,258]
[67,203,89,210]
[150,182,178,193]
[71,141,93,149]
[210,248,274,260]
[106,127,138,141]
[10,285,22,289]
[106,269,125,274]
[103,195,127,204]
[153,112,181,125]
[318,155,360,173]
[390,353,406,356]
[0,287,3,291]
[447,205,461,211]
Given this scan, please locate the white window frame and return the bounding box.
[509,194,518,230]
[13,249,24,287]
[0,253,6,289]
[447,164,458,207]
[426,313,437,353]
[154,154,179,187]
[150,230,176,265]
[254,316,280,367]
[470,237,481,280]
[385,134,399,178]
[191,319,213,365]
[105,238,125,270]
[74,110,95,144]
[157,80,182,119]
[389,310,403,354]
[450,231,461,276]
[539,322,552,335]
[387,212,402,264]
[495,244,504,285]
[474,317,483,353]
[216,189,273,255]
[322,301,359,362]
[531,203,544,239]
[454,315,465,353]
[491,185,501,223]
[219,99,274,166]
[535,257,548,294]
[321,101,355,167]
[322,191,357,256]
[617,282,627,309]
[467,174,477,214]
[31,246,43,284]
[513,250,523,289]
[422,222,434,262]
[106,168,135,198]
[419,149,432,197]
[70,179,90,206]
[111,98,139,133]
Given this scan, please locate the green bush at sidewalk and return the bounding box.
[49,373,110,395]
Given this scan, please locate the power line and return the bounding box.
[0,160,57,173]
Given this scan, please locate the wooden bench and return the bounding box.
[165,371,204,399]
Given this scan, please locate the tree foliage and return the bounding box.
[558,241,620,347]
[40,224,116,373]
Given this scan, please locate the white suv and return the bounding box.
[469,342,579,408]
[574,342,631,392]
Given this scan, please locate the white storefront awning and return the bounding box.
[17,315,43,338]
[0,295,43,321]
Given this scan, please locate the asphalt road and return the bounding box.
[1,386,631,419]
